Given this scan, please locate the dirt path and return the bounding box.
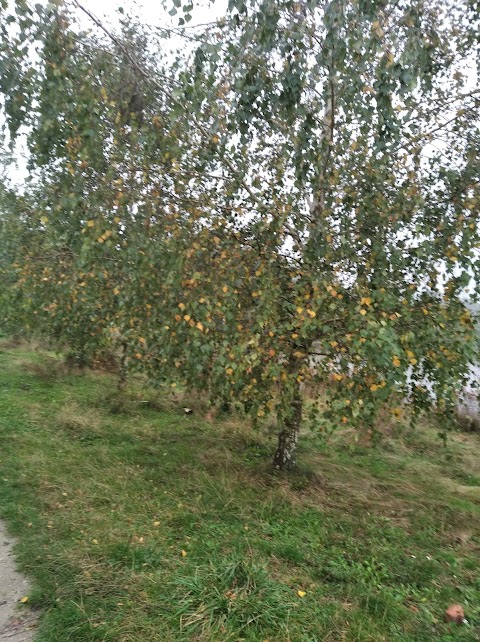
[0,522,37,642]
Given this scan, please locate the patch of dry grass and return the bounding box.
[17,355,66,383]
[56,401,104,435]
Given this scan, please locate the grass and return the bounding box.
[0,340,479,641]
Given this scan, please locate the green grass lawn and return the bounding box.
[0,340,479,641]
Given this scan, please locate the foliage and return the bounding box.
[0,0,479,466]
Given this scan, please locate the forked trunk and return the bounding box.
[273,382,302,470]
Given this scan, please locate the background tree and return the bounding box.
[0,0,479,468]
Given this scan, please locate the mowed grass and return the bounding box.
[0,341,479,641]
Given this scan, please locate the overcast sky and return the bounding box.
[78,0,226,32]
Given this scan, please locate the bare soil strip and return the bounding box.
[0,522,37,642]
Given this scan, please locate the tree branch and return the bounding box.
[72,1,263,209]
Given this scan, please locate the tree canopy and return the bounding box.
[0,0,479,467]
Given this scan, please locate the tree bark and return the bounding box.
[273,382,302,470]
[117,342,128,391]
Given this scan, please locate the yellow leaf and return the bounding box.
[257,408,265,417]
[372,20,384,37]
[92,539,99,545]
[361,297,372,306]
[341,416,348,423]
[392,356,401,367]
[20,596,29,603]
[139,337,146,344]
[86,219,94,228]
[135,353,142,359]
[178,302,186,310]
[184,314,191,322]
[333,373,343,381]
[196,322,204,331]
[181,550,187,557]
[330,341,338,348]
[296,307,304,314]
[40,216,49,224]
[297,590,306,598]
[291,333,299,339]
[360,309,367,316]
[113,288,120,295]
[226,367,234,376]
[153,521,160,527]
[307,309,316,318]
[223,286,228,293]
[370,384,378,392]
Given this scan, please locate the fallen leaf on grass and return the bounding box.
[445,604,465,625]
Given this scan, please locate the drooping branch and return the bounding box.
[72,1,264,210]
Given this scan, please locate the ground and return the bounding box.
[0,339,479,641]
[0,521,37,641]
